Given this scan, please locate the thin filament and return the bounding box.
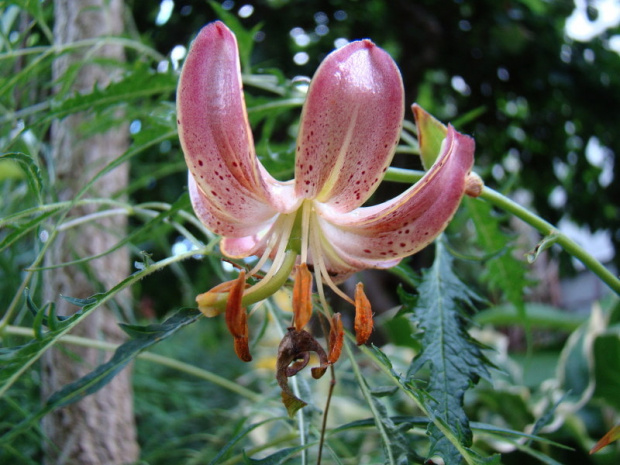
[309,215,354,307]
[300,200,312,264]
[247,223,280,277]
[243,213,296,297]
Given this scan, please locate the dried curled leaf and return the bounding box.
[293,263,313,331]
[354,282,373,345]
[276,328,329,416]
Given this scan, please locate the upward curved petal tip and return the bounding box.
[316,123,475,269]
[294,38,405,212]
[178,21,292,216]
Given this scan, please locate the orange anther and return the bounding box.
[328,313,344,364]
[225,271,252,361]
[354,282,373,345]
[293,263,313,331]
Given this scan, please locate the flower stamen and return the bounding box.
[300,200,312,264]
[225,270,252,361]
[309,214,354,306]
[293,263,313,331]
[242,213,296,298]
[328,312,344,364]
[354,282,373,345]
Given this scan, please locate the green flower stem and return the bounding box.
[384,167,620,296]
[3,325,263,404]
[344,340,397,465]
[383,167,425,184]
[480,186,620,295]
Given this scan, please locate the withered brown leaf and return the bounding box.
[276,328,329,416]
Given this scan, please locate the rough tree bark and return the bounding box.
[41,0,139,463]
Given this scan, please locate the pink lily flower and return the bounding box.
[177,21,475,364]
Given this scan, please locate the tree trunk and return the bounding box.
[41,1,139,463]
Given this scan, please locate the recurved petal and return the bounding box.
[188,175,277,239]
[294,39,404,213]
[316,125,475,266]
[178,22,294,222]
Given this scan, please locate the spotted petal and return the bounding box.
[178,21,296,229]
[294,39,404,213]
[316,124,475,270]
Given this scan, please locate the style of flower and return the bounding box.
[177,21,475,413]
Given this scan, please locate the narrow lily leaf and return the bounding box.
[244,445,310,464]
[25,289,68,328]
[0,245,207,398]
[48,65,176,122]
[0,308,202,446]
[412,104,448,170]
[46,308,202,409]
[0,208,57,254]
[60,294,99,308]
[207,417,287,465]
[401,238,491,463]
[366,380,426,464]
[0,152,43,203]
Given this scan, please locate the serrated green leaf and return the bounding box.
[367,380,426,464]
[48,65,176,122]
[593,333,620,410]
[369,346,497,465]
[60,294,99,308]
[465,197,530,328]
[401,238,491,463]
[24,290,67,332]
[0,244,209,399]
